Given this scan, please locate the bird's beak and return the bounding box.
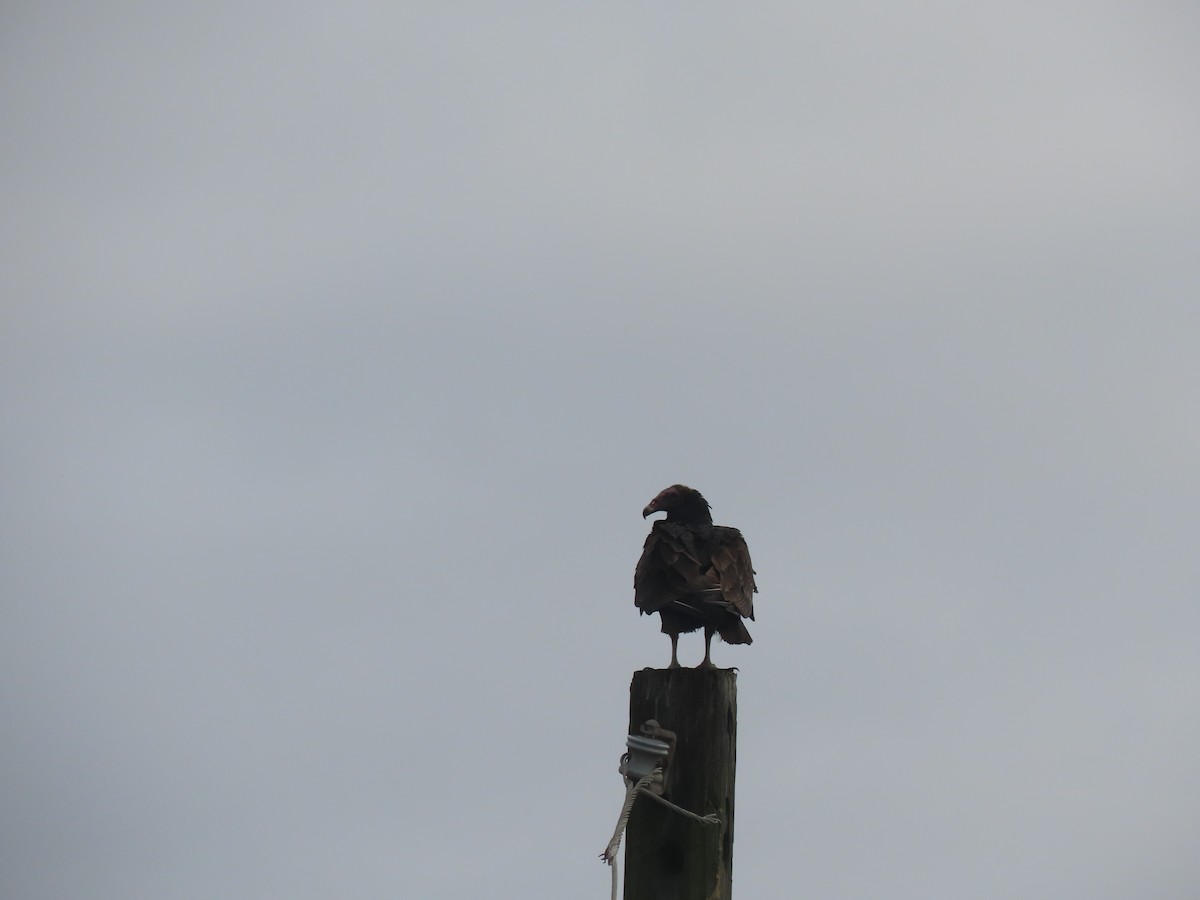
[642,502,656,518]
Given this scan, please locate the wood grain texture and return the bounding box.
[626,668,737,900]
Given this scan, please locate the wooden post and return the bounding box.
[625,668,737,900]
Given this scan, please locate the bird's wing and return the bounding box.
[709,526,757,620]
[634,522,705,613]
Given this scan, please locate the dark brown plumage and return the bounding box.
[634,485,758,668]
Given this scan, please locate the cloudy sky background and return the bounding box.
[3,2,1199,898]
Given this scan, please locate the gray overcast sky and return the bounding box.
[3,2,1199,898]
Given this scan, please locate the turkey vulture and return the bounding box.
[634,485,758,668]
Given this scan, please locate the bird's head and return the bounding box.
[642,484,713,524]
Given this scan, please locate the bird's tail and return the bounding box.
[717,618,753,645]
[672,590,754,645]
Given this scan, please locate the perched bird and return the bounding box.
[634,485,757,668]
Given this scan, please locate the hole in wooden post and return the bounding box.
[658,838,685,875]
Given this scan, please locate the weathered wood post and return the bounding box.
[625,667,737,900]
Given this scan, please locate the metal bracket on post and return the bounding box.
[621,719,676,796]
